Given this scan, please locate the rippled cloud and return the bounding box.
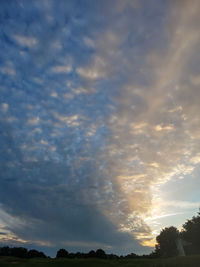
[0,0,200,256]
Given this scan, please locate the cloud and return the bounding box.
[77,0,200,245]
[27,117,40,125]
[51,65,72,73]
[0,0,200,256]
[159,201,200,210]
[154,124,174,132]
[1,103,9,112]
[0,164,147,254]
[52,112,80,127]
[0,65,16,76]
[77,56,107,80]
[12,35,38,48]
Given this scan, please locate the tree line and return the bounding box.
[0,247,47,258]
[0,247,141,260]
[0,210,199,259]
[56,248,146,259]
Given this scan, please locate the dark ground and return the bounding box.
[1,255,200,267]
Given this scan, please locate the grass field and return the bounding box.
[1,256,200,267]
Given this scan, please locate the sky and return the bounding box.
[0,0,200,257]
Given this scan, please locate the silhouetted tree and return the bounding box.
[96,249,106,258]
[0,246,10,256]
[150,244,162,258]
[124,252,138,259]
[181,210,200,254]
[88,250,96,258]
[156,226,179,257]
[68,252,75,258]
[10,247,28,258]
[76,252,82,258]
[56,248,69,258]
[27,249,46,258]
[74,252,87,258]
[107,253,119,259]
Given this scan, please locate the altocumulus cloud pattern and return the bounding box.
[0,0,200,256]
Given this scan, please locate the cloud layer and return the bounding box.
[0,0,200,256]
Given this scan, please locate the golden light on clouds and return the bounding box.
[92,0,200,247]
